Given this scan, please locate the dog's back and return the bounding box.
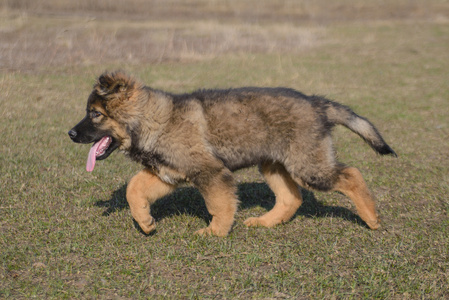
[168,87,395,173]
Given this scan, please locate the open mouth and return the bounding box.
[86,136,114,172]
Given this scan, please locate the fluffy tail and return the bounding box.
[323,99,397,156]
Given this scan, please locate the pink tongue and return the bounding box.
[86,137,110,172]
[86,141,101,172]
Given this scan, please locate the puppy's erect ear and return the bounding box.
[94,71,142,102]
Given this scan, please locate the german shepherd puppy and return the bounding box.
[69,71,396,236]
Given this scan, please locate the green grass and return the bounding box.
[1,1,449,298]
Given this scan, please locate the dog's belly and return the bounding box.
[211,142,270,171]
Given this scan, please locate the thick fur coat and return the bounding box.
[69,71,396,236]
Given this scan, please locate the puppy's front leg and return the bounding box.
[126,168,175,234]
[193,168,238,237]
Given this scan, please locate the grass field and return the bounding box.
[1,0,449,298]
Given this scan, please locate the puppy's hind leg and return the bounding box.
[244,161,303,228]
[333,166,381,229]
[126,168,175,234]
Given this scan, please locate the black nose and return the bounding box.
[68,129,77,139]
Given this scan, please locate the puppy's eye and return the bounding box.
[90,111,102,118]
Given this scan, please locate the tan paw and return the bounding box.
[365,217,381,230]
[195,226,228,237]
[137,217,156,234]
[243,217,275,228]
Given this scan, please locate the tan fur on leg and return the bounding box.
[126,168,175,234]
[333,166,381,229]
[195,170,238,237]
[244,162,303,228]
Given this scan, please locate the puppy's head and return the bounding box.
[68,71,142,171]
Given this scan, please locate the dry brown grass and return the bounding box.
[0,12,321,72]
[1,0,448,72]
[3,0,448,23]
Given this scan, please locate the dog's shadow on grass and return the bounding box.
[95,182,367,231]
